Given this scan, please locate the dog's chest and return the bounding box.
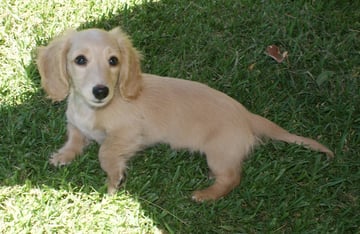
[66,104,106,143]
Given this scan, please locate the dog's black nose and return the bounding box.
[92,85,109,100]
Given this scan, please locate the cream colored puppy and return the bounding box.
[37,27,333,202]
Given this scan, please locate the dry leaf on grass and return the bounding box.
[266,45,288,63]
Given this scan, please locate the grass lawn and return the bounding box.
[1,0,359,233]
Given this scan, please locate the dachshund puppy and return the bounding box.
[37,27,333,202]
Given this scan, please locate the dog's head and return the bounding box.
[37,27,142,107]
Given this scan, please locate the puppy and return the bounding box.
[37,27,333,202]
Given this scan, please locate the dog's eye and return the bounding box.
[75,55,87,65]
[109,56,119,66]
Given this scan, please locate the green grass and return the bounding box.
[1,0,359,233]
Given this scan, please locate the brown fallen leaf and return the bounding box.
[266,45,288,63]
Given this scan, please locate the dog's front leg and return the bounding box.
[50,123,88,166]
[99,136,139,194]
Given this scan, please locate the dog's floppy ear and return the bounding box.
[37,32,72,101]
[110,27,143,100]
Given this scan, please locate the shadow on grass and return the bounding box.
[1,0,359,233]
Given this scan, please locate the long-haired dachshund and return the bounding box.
[37,27,333,202]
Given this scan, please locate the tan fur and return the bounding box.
[37,27,334,202]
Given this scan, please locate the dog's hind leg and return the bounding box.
[192,152,242,202]
[191,134,253,202]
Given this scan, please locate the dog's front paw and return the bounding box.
[107,173,127,195]
[49,152,75,166]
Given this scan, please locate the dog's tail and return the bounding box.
[249,114,334,158]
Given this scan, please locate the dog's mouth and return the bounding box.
[89,98,111,108]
